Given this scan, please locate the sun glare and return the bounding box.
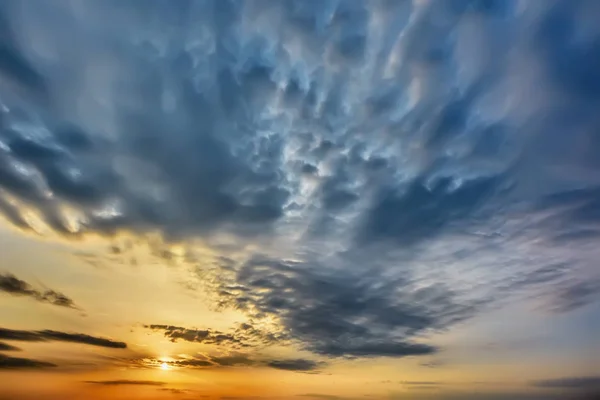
[160,362,170,371]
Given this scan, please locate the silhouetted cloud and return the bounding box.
[0,273,78,309]
[0,327,126,349]
[153,352,323,373]
[533,377,600,389]
[85,380,166,386]
[0,341,20,351]
[145,323,286,350]
[0,354,56,369]
[267,359,322,372]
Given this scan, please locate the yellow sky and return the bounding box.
[2,223,596,400]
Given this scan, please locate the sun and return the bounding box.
[160,362,170,371]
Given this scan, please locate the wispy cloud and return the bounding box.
[0,327,126,349]
[0,273,78,309]
[0,341,20,351]
[266,359,324,372]
[0,354,56,370]
[148,353,324,373]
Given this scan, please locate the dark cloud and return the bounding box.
[532,377,600,389]
[0,327,127,349]
[144,323,284,349]
[143,352,324,373]
[85,380,166,386]
[213,256,465,358]
[0,0,598,366]
[160,352,325,373]
[0,354,56,369]
[267,359,322,372]
[0,341,20,351]
[0,273,78,309]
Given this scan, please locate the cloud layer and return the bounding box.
[0,0,598,361]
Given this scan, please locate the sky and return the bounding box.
[0,0,599,399]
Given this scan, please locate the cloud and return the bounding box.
[0,273,78,309]
[548,279,600,313]
[85,380,166,386]
[0,341,20,351]
[0,354,56,369]
[0,0,599,364]
[532,377,600,389]
[0,327,127,349]
[152,352,322,373]
[159,388,189,395]
[267,359,322,372]
[145,323,285,349]
[211,256,454,358]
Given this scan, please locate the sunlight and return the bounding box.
[160,362,170,371]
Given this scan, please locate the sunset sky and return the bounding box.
[0,1,599,399]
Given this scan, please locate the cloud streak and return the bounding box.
[0,354,56,370]
[0,327,127,349]
[0,273,78,309]
[0,342,20,351]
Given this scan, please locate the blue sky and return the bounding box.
[0,1,599,399]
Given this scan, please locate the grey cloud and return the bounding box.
[0,354,56,369]
[549,280,600,313]
[0,327,127,349]
[0,273,78,309]
[266,359,323,372]
[144,323,285,349]
[213,256,465,358]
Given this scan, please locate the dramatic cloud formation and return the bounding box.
[0,0,598,367]
[0,327,127,349]
[0,354,56,370]
[0,273,77,309]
